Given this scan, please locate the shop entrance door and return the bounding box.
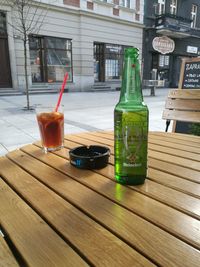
[0,11,12,88]
[94,43,105,82]
[0,37,12,88]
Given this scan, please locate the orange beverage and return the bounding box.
[36,108,64,152]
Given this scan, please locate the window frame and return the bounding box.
[29,35,73,83]
[157,0,165,15]
[94,42,132,82]
[191,4,198,28]
[119,0,131,8]
[0,11,7,36]
[170,0,177,15]
[159,54,169,68]
[99,0,114,3]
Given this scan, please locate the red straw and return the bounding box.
[55,72,68,112]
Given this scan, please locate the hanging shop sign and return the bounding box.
[152,36,175,54]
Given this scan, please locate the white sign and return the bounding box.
[152,36,175,54]
[187,46,198,54]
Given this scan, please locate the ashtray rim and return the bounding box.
[69,145,110,169]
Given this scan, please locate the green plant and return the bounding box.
[189,123,200,136]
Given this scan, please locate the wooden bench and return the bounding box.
[162,89,200,132]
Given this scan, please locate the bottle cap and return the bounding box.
[69,145,110,169]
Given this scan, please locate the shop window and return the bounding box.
[119,0,130,8]
[29,36,72,83]
[191,5,197,28]
[94,43,131,82]
[105,45,122,81]
[170,0,177,15]
[94,43,105,82]
[159,55,169,67]
[0,12,7,36]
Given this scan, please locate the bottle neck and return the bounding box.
[119,53,143,104]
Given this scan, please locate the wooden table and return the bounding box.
[0,131,200,267]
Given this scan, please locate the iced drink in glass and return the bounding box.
[36,107,64,152]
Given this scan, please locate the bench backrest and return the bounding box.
[162,89,200,132]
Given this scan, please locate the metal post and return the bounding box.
[150,86,155,96]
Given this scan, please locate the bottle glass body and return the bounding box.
[114,48,149,185]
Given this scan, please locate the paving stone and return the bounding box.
[0,144,8,157]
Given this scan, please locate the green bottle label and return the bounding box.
[123,124,146,167]
[115,111,148,172]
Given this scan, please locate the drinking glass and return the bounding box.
[36,106,64,153]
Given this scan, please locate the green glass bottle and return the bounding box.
[114,47,149,185]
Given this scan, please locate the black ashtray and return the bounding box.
[69,145,110,169]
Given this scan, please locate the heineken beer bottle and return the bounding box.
[114,48,149,185]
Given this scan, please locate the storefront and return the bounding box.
[0,1,143,92]
[0,12,12,88]
[143,1,200,88]
[143,29,200,88]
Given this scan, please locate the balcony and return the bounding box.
[155,13,192,38]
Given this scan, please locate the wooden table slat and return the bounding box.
[70,133,114,147]
[148,150,200,171]
[148,143,200,161]
[0,234,20,267]
[149,134,200,148]
[9,146,200,252]
[78,131,115,141]
[150,131,200,143]
[74,131,200,148]
[0,159,152,267]
[148,136,200,154]
[148,168,200,199]
[64,136,114,154]
[3,150,200,267]
[67,133,200,158]
[1,131,200,267]
[149,158,200,183]
[95,164,200,219]
[42,146,200,219]
[0,178,88,267]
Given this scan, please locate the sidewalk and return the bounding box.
[0,88,170,156]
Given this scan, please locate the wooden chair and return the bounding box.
[162,89,200,132]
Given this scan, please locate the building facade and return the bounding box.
[0,0,144,92]
[143,0,200,88]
